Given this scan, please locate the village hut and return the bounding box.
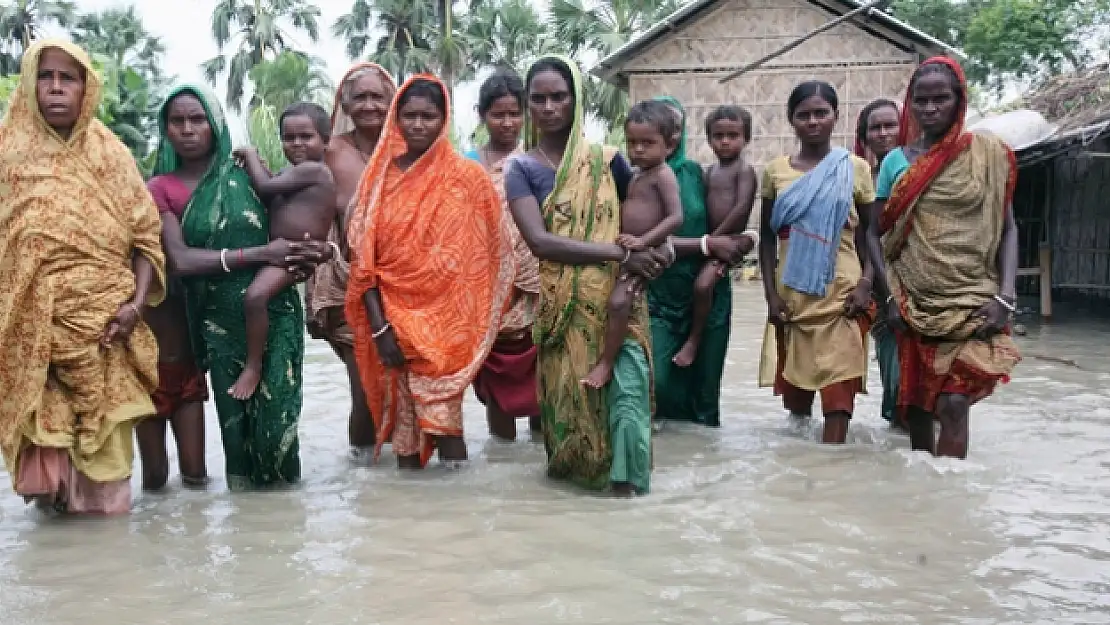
[1005,64,1110,316]
[592,0,956,168]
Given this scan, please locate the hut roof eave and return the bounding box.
[591,0,962,85]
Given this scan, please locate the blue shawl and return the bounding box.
[770,148,853,297]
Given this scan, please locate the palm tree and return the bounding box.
[466,0,554,76]
[201,0,322,113]
[549,0,684,130]
[248,49,333,112]
[70,6,166,85]
[0,0,76,73]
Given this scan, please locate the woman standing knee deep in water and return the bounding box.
[867,57,1021,458]
[152,85,330,490]
[854,98,903,429]
[758,81,876,444]
[345,76,513,469]
[505,56,672,495]
[465,70,543,441]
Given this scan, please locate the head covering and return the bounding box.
[344,74,513,466]
[0,39,166,483]
[330,62,396,138]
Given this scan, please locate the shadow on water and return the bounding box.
[1,283,1108,624]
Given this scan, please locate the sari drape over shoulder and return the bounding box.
[305,63,396,347]
[345,75,514,467]
[0,40,166,511]
[879,57,1021,411]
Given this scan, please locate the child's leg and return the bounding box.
[228,266,297,400]
[582,275,638,389]
[673,261,722,367]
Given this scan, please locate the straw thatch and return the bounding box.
[1022,63,1110,133]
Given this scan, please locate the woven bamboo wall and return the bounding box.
[619,0,924,167]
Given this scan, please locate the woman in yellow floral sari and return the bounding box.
[0,40,166,514]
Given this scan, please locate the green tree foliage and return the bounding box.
[248,49,332,112]
[202,0,322,113]
[247,99,288,171]
[890,0,1110,91]
[466,0,555,76]
[0,0,75,73]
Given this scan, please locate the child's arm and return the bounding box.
[709,163,757,236]
[233,147,272,192]
[630,166,684,249]
[252,162,328,199]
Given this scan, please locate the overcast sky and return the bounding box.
[60,0,493,143]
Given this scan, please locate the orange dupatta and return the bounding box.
[344,75,515,466]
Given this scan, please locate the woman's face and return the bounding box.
[397,95,445,155]
[865,105,900,158]
[791,94,837,146]
[36,48,85,136]
[342,70,392,134]
[528,69,573,135]
[911,70,960,138]
[164,94,213,162]
[483,94,523,148]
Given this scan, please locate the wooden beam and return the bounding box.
[718,0,893,84]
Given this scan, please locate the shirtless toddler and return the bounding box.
[229,102,337,399]
[582,100,684,389]
[672,105,758,368]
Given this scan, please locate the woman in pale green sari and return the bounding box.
[505,56,672,495]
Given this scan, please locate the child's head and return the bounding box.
[624,100,679,169]
[279,102,331,165]
[705,105,751,162]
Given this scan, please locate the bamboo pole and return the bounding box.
[718,0,892,84]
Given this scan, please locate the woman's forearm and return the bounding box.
[169,244,272,277]
[361,288,389,331]
[529,231,625,265]
[130,252,154,306]
[997,209,1019,299]
[866,224,893,302]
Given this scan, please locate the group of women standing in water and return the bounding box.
[0,37,1020,514]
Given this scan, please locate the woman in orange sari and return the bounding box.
[345,75,514,468]
[867,57,1021,458]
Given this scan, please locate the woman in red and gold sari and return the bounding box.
[866,57,1021,459]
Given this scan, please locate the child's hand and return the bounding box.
[232,147,257,165]
[616,234,647,251]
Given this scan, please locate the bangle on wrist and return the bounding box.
[993,294,1016,312]
[125,302,141,317]
[372,322,392,339]
[620,248,631,264]
[885,294,895,305]
[699,235,711,257]
[220,248,231,273]
[328,241,343,261]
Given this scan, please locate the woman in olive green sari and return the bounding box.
[506,57,672,495]
[153,84,330,489]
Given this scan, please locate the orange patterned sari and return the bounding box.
[344,75,514,466]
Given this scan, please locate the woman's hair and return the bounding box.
[786,80,839,119]
[280,102,331,142]
[705,105,752,141]
[396,78,447,115]
[909,61,965,109]
[625,99,679,139]
[341,66,384,104]
[477,69,525,117]
[854,98,899,146]
[525,57,577,106]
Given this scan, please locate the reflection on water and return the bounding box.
[2,284,1109,624]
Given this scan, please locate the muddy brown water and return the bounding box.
[2,284,1108,624]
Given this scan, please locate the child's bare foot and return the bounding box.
[581,361,613,389]
[672,339,699,367]
[228,366,261,400]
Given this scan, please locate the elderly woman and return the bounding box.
[465,70,542,441]
[345,75,513,469]
[867,57,1021,458]
[151,84,330,490]
[0,40,166,514]
[506,56,673,496]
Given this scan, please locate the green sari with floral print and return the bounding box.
[153,84,303,489]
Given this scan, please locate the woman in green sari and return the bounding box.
[151,85,331,490]
[648,97,755,427]
[505,57,672,495]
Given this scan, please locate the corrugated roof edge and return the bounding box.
[590,0,964,82]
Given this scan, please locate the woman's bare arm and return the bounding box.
[758,197,778,300]
[866,199,893,301]
[160,213,279,277]
[129,252,155,306]
[508,194,625,264]
[997,206,1018,300]
[855,201,874,283]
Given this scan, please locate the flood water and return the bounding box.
[1,284,1108,624]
